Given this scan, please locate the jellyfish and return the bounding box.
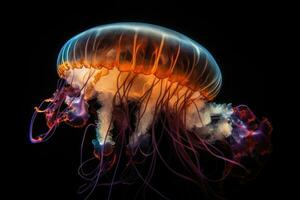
[29,23,272,199]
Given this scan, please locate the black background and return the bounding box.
[5,1,294,200]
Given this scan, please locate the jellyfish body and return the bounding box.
[30,23,272,198]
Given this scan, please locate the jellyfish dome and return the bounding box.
[29,22,272,199]
[57,23,222,100]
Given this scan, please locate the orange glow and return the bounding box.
[57,24,222,101]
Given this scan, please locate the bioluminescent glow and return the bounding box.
[29,23,272,199]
